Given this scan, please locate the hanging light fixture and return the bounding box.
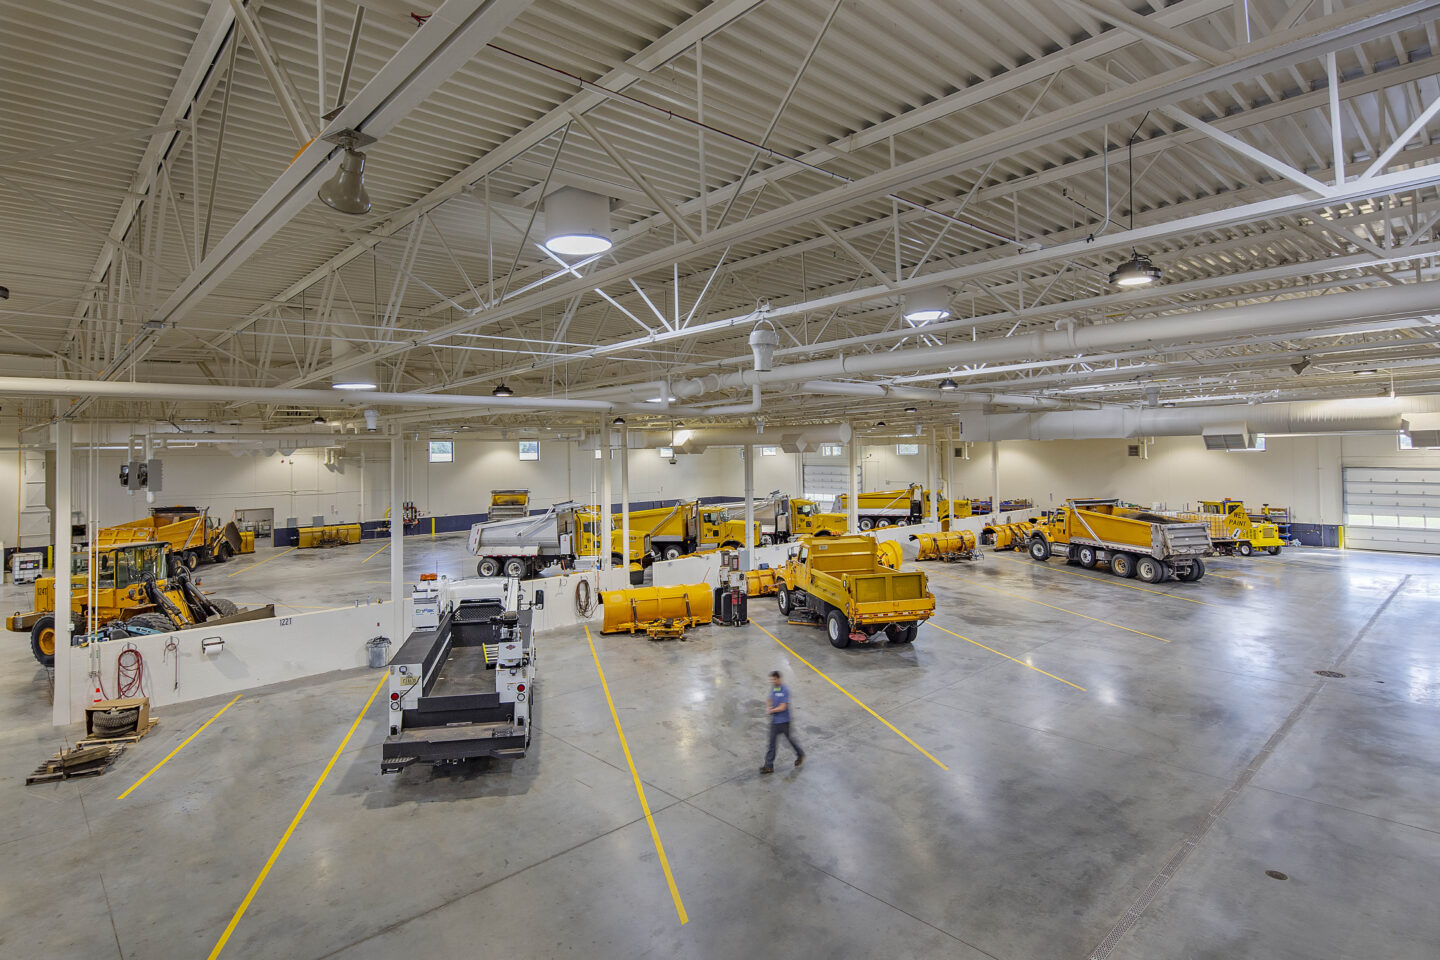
[875,421,887,428]
[492,383,515,397]
[316,130,376,215]
[543,187,612,256]
[612,416,625,425]
[1109,119,1162,288]
[938,378,958,391]
[904,285,951,323]
[331,338,377,390]
[904,406,917,414]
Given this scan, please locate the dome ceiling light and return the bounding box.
[543,187,612,257]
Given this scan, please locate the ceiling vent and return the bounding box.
[1202,423,1251,451]
[1402,413,1440,448]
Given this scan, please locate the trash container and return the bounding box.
[366,636,391,669]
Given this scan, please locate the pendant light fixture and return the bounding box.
[904,285,951,323]
[1109,118,1162,288]
[317,129,376,216]
[331,337,377,390]
[543,187,612,256]
[492,383,515,397]
[938,378,958,391]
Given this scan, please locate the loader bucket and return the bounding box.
[600,584,713,634]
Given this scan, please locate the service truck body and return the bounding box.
[776,535,935,647]
[1029,498,1211,582]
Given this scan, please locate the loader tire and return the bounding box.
[1110,552,1137,578]
[213,542,233,563]
[30,615,56,668]
[210,598,239,618]
[126,613,177,634]
[1027,537,1051,562]
[825,608,851,648]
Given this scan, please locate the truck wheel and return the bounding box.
[777,585,792,615]
[1135,556,1163,583]
[1266,546,1282,556]
[662,545,683,561]
[1186,558,1207,582]
[760,534,774,546]
[502,558,527,579]
[611,553,624,569]
[886,622,916,644]
[904,623,919,644]
[858,518,874,531]
[30,615,56,668]
[478,558,501,577]
[1076,545,1098,569]
[1236,541,1254,557]
[1110,553,1137,578]
[1027,537,1051,562]
[825,609,851,648]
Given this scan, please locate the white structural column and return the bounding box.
[927,427,938,522]
[991,441,1001,521]
[390,432,404,644]
[946,427,956,522]
[601,417,613,572]
[620,422,630,572]
[743,444,755,570]
[847,427,860,533]
[52,421,72,726]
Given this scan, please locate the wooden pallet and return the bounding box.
[26,743,126,785]
[76,717,159,749]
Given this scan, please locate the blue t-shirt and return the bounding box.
[769,683,792,724]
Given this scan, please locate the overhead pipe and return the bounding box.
[799,380,1098,410]
[581,423,852,452]
[655,282,1440,400]
[956,395,1440,443]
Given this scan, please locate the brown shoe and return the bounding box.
[794,755,805,767]
[759,765,774,774]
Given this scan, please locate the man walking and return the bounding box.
[761,670,805,774]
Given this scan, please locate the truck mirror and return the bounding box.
[533,589,545,609]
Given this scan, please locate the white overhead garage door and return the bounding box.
[802,464,858,506]
[1343,466,1440,555]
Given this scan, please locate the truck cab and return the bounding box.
[789,498,848,537]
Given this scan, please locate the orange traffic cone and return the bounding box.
[92,685,103,704]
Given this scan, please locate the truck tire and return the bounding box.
[1076,545,1098,569]
[30,615,56,667]
[210,598,239,618]
[184,550,200,571]
[1182,558,1206,582]
[886,621,916,644]
[825,608,851,648]
[1027,537,1051,562]
[92,706,140,737]
[777,585,793,616]
[1110,552,1138,578]
[1236,541,1254,557]
[662,545,683,561]
[858,518,874,531]
[760,534,774,546]
[1135,556,1164,583]
[503,558,527,579]
[904,623,919,644]
[611,553,624,569]
[875,520,891,529]
[1266,545,1282,556]
[478,558,501,577]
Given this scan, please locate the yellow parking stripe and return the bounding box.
[224,546,298,578]
[930,568,1168,643]
[117,695,241,800]
[361,542,389,564]
[584,627,689,924]
[927,622,1087,692]
[749,620,949,769]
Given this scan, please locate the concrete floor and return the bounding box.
[4,537,1440,959]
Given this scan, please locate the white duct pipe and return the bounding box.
[799,380,1096,410]
[583,423,853,451]
[957,395,1440,442]
[660,282,1440,400]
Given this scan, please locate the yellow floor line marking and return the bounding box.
[117,695,241,800]
[927,621,1088,691]
[360,542,390,564]
[225,546,298,578]
[206,674,386,960]
[749,620,950,769]
[583,626,688,924]
[1002,555,1214,605]
[929,569,1169,643]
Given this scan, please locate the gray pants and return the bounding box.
[765,721,804,766]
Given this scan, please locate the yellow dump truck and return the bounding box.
[776,535,935,647]
[1181,500,1286,556]
[833,484,923,530]
[1028,498,1211,582]
[747,494,847,543]
[634,501,760,561]
[6,541,265,666]
[97,505,248,571]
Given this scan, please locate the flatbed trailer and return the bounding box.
[381,578,535,772]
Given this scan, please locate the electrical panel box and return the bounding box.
[146,457,163,492]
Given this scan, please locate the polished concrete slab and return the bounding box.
[3,541,1440,959]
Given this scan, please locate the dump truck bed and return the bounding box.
[1064,502,1211,558]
